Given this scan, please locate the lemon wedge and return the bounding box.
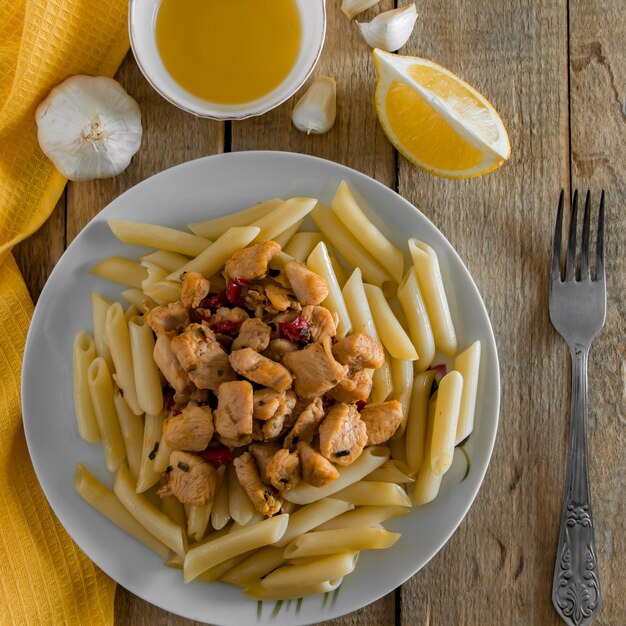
[373,49,511,178]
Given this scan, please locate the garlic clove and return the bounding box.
[36,75,142,182]
[291,76,337,135]
[341,0,384,21]
[357,4,418,52]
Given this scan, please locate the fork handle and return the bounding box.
[552,344,602,626]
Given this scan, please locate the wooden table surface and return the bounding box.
[15,1,625,624]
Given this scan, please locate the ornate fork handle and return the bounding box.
[552,344,602,626]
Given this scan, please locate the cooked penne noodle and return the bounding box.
[183,514,289,582]
[311,203,393,288]
[90,257,148,290]
[409,239,457,356]
[364,284,418,361]
[140,261,169,290]
[229,512,264,532]
[124,304,139,322]
[405,370,436,476]
[210,469,231,530]
[107,220,211,257]
[327,249,350,288]
[188,501,213,543]
[114,463,186,557]
[315,505,409,531]
[430,371,463,476]
[389,357,414,435]
[272,219,303,249]
[261,552,357,588]
[454,340,481,444]
[227,463,255,526]
[220,546,285,586]
[413,397,440,505]
[283,232,323,262]
[274,498,354,547]
[245,578,343,601]
[397,269,435,371]
[136,412,164,493]
[144,280,181,305]
[140,250,191,273]
[267,250,294,273]
[342,268,378,339]
[251,197,317,242]
[73,331,100,444]
[331,481,412,507]
[306,241,351,338]
[168,226,260,280]
[283,527,400,559]
[91,293,113,369]
[364,460,414,484]
[152,433,173,473]
[104,302,142,415]
[332,180,404,283]
[121,288,156,312]
[197,552,255,582]
[284,446,389,505]
[113,391,143,480]
[87,358,126,473]
[128,315,163,416]
[388,435,407,462]
[187,198,283,239]
[160,494,187,529]
[74,464,169,558]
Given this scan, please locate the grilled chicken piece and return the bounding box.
[253,389,286,421]
[284,260,328,305]
[146,302,189,335]
[264,282,292,312]
[233,452,283,516]
[163,404,214,451]
[160,451,218,506]
[360,400,404,445]
[214,380,253,447]
[266,449,301,491]
[319,403,368,467]
[262,338,299,363]
[170,324,236,391]
[229,348,293,392]
[262,414,286,440]
[283,398,325,450]
[180,272,210,308]
[282,336,348,399]
[249,442,281,483]
[301,305,338,342]
[153,332,193,395]
[225,241,281,281]
[208,307,249,330]
[297,441,339,488]
[332,332,385,369]
[328,369,373,404]
[232,318,271,352]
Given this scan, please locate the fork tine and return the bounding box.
[551,189,565,282]
[595,190,605,281]
[565,189,578,281]
[580,190,592,280]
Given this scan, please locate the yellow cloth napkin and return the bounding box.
[0,0,129,623]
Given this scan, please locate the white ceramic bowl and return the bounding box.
[128,0,326,120]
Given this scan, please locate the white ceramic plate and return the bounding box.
[22,151,500,626]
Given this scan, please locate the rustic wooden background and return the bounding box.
[15,0,626,624]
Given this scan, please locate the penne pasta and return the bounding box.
[144,280,181,305]
[140,250,191,273]
[90,257,148,289]
[128,315,163,416]
[121,288,156,312]
[113,391,144,481]
[210,468,231,530]
[73,331,100,444]
[140,262,169,291]
[409,239,457,356]
[187,501,213,543]
[412,397,441,505]
[250,197,317,242]
[331,481,412,507]
[272,219,303,249]
[315,505,409,531]
[306,241,351,338]
[364,460,414,484]
[91,293,113,370]
[389,357,414,435]
[342,268,378,339]
[160,494,187,529]
[197,552,255,582]
[327,249,350,288]
[430,371,463,476]
[283,232,323,262]
[405,370,436,476]
[454,341,481,445]
[244,578,343,601]
[87,358,126,473]
[388,435,407,463]
[227,463,255,526]
[220,546,285,586]
[136,412,164,493]
[124,305,140,323]
[260,552,357,589]
[332,180,404,283]
[152,433,173,473]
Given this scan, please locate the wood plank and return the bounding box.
[568,3,626,624]
[397,1,570,625]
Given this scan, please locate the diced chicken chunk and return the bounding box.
[233,452,283,516]
[229,348,293,392]
[160,451,217,506]
[146,302,189,335]
[263,338,299,363]
[283,336,348,399]
[249,442,281,483]
[262,414,286,440]
[266,449,301,491]
[170,324,236,391]
[208,307,249,331]
[332,332,385,369]
[301,305,338,342]
[319,403,368,467]
[284,398,325,450]
[253,389,286,421]
[265,283,292,312]
[214,380,253,446]
[232,318,271,351]
[360,400,404,445]
[284,260,328,305]
[225,241,281,281]
[328,369,373,404]
[163,405,214,451]
[180,272,210,308]
[297,441,339,488]
[153,332,193,395]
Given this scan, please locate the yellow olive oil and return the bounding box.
[156,0,301,105]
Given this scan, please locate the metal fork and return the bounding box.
[550,189,606,626]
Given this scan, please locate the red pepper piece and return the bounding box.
[199,446,233,465]
[227,277,249,305]
[212,320,242,335]
[279,315,313,344]
[355,400,367,411]
[200,290,228,310]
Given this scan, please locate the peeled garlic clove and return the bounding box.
[292,76,337,135]
[36,75,142,182]
[342,0,383,20]
[357,4,418,52]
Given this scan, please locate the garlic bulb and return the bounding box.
[357,4,418,52]
[342,0,383,21]
[292,76,337,135]
[36,75,142,181]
